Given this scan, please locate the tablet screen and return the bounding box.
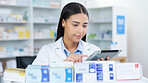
[85,50,121,61]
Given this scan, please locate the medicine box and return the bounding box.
[50,68,73,82]
[116,63,141,81]
[95,61,116,81]
[50,61,74,82]
[75,61,116,82]
[25,65,49,83]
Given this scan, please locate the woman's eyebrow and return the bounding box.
[84,22,88,24]
[72,21,88,24]
[72,21,80,24]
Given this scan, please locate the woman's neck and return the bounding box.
[63,36,78,53]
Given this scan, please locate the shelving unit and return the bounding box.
[0,0,32,61]
[0,0,61,60]
[87,6,127,57]
[32,1,61,54]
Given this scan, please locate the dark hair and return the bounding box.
[55,2,89,42]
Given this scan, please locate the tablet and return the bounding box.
[85,50,122,61]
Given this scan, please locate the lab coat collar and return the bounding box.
[54,37,91,60]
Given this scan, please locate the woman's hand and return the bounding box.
[98,56,110,61]
[64,54,88,63]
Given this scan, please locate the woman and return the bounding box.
[32,2,107,65]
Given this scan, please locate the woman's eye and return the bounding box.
[83,25,87,28]
[73,24,78,27]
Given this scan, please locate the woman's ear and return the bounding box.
[62,19,66,28]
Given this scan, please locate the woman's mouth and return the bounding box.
[75,35,82,39]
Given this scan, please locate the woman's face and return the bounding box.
[62,13,88,43]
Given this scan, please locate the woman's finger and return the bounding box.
[107,56,110,61]
[98,59,100,61]
[101,57,105,61]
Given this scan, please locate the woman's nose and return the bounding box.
[78,27,84,33]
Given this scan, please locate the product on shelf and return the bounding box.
[0,0,8,5]
[34,27,56,39]
[34,16,58,23]
[0,0,30,6]
[0,44,31,57]
[33,0,60,8]
[0,26,30,39]
[88,33,97,39]
[0,9,29,22]
[50,1,60,8]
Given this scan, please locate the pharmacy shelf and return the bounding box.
[33,22,57,24]
[0,38,30,41]
[34,37,55,40]
[89,21,112,24]
[87,6,127,57]
[88,38,112,42]
[0,4,29,7]
[0,0,61,60]
[0,22,29,24]
[0,55,32,59]
[33,6,60,9]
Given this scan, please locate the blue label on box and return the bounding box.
[110,73,114,80]
[96,64,103,71]
[97,71,103,81]
[76,73,83,82]
[65,68,73,82]
[117,16,125,34]
[41,68,49,82]
[89,63,96,73]
[109,64,113,71]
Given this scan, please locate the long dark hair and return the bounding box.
[55,2,89,42]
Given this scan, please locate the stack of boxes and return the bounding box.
[25,62,73,83]
[25,61,142,82]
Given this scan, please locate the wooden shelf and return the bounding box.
[111,56,127,63]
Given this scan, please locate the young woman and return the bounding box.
[32,2,108,65]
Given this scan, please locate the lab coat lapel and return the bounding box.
[54,38,67,60]
[81,40,92,56]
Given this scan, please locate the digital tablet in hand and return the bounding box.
[85,50,122,61]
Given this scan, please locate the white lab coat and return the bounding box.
[32,37,101,65]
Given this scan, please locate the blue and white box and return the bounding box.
[50,68,73,82]
[74,62,96,82]
[25,65,49,83]
[95,61,116,81]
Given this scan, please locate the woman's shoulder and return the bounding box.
[41,42,57,49]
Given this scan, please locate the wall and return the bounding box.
[86,0,148,78]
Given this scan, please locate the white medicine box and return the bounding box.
[50,68,73,82]
[116,63,141,81]
[74,61,116,82]
[25,65,49,83]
